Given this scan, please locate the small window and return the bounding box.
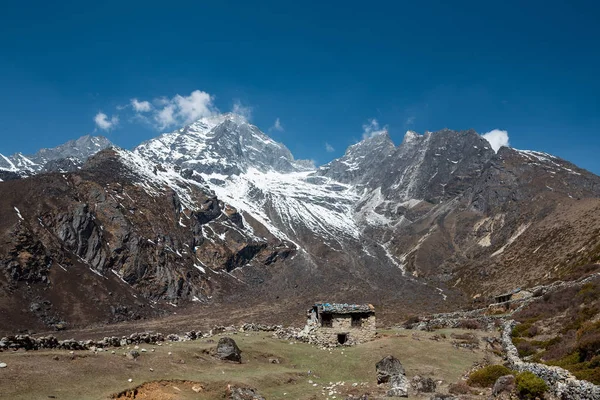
[337,333,347,344]
[321,314,332,327]
[351,315,362,327]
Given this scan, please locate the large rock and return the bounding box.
[217,337,242,363]
[387,374,409,397]
[376,356,408,397]
[376,355,405,384]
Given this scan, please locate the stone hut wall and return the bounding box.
[312,313,376,345]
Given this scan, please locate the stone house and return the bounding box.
[494,288,533,304]
[304,303,376,346]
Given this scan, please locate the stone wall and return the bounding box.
[501,320,600,400]
[312,314,376,346]
[0,324,283,352]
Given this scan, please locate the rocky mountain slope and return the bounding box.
[1,113,599,332]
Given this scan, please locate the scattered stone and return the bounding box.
[0,362,6,368]
[192,385,204,393]
[492,374,516,397]
[216,337,242,363]
[411,375,436,393]
[52,356,59,361]
[126,350,140,360]
[128,378,133,383]
[226,385,265,400]
[429,394,457,400]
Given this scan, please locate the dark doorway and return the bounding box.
[337,333,347,344]
[321,314,333,327]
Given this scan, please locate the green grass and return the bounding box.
[0,329,497,400]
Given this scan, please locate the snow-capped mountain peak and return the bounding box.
[134,112,314,175]
[0,134,112,176]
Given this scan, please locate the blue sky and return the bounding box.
[1,0,599,173]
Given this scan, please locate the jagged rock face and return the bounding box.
[0,135,111,175]
[1,113,600,332]
[317,129,496,203]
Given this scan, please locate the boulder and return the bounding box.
[226,385,265,400]
[126,350,140,360]
[376,355,405,384]
[387,374,409,397]
[217,337,242,363]
[492,374,516,396]
[411,375,436,393]
[0,362,6,368]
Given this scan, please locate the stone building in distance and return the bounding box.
[304,303,376,346]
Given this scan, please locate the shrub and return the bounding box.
[515,371,547,399]
[576,321,600,361]
[516,341,537,358]
[467,365,513,388]
[512,322,534,338]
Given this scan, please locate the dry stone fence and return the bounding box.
[502,320,600,400]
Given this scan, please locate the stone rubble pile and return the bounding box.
[502,320,600,400]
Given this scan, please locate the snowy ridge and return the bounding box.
[517,149,582,176]
[112,148,208,212]
[204,169,362,242]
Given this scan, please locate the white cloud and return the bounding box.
[231,100,253,121]
[131,98,152,112]
[405,115,416,125]
[325,142,335,152]
[362,118,388,139]
[155,104,177,130]
[152,90,218,129]
[270,117,284,132]
[481,129,510,152]
[94,112,119,131]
